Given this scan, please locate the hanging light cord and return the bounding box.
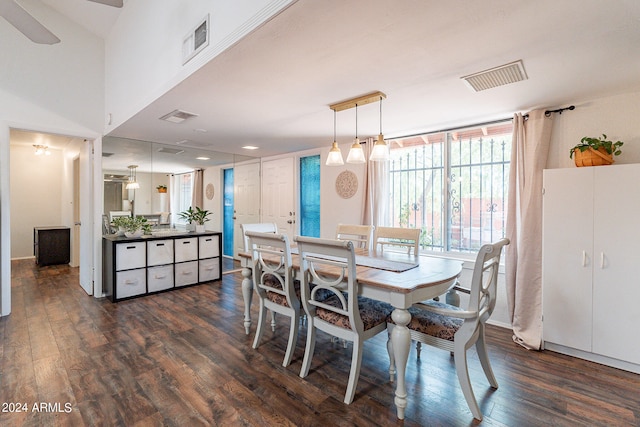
[355,103,358,140]
[379,97,383,134]
[334,109,337,141]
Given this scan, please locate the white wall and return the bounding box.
[547,91,640,168]
[104,0,295,131]
[202,166,223,232]
[0,6,104,315]
[9,145,64,258]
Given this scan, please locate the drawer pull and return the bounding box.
[154,274,167,279]
[182,271,193,276]
[205,267,214,271]
[156,243,165,247]
[124,279,138,285]
[126,246,136,249]
[205,238,212,242]
[182,241,191,245]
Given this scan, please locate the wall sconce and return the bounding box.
[326,91,387,166]
[33,144,50,156]
[125,165,140,190]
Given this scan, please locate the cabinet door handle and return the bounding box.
[582,250,587,267]
[600,252,605,269]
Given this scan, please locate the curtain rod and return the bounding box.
[389,105,576,140]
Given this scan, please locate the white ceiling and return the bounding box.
[17,0,640,161]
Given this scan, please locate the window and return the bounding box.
[299,155,320,237]
[173,172,194,225]
[387,121,512,253]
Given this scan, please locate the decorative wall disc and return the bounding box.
[335,170,358,199]
[205,183,215,200]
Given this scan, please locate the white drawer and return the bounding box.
[199,258,220,282]
[148,265,174,292]
[116,269,146,299]
[147,239,174,266]
[199,235,220,259]
[175,261,198,287]
[175,238,198,262]
[115,242,146,271]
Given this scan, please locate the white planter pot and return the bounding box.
[195,224,205,233]
[124,229,143,238]
[186,223,196,232]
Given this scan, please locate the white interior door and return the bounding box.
[233,162,261,257]
[79,140,93,295]
[262,157,295,237]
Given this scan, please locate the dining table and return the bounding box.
[239,246,463,420]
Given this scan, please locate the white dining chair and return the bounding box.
[245,230,300,367]
[386,238,509,420]
[335,224,374,250]
[295,236,393,404]
[372,226,420,256]
[241,222,278,252]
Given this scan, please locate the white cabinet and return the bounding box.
[103,232,222,302]
[543,165,640,371]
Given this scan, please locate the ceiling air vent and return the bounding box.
[159,109,199,124]
[157,147,185,155]
[183,14,210,65]
[461,60,528,92]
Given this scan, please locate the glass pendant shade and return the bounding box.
[346,138,366,164]
[369,133,389,161]
[326,141,344,166]
[125,165,140,189]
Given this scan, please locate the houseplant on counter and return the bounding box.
[192,207,212,232]
[178,206,211,232]
[570,134,623,167]
[120,216,150,238]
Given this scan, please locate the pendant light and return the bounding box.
[346,104,365,164]
[125,165,140,190]
[369,96,389,161]
[325,109,344,166]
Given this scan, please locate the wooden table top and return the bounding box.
[240,247,462,295]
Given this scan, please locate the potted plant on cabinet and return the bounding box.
[192,207,212,232]
[178,206,211,232]
[111,216,129,236]
[178,206,196,231]
[118,216,149,238]
[570,134,623,167]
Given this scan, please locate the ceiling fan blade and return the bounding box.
[0,0,60,44]
[87,0,123,7]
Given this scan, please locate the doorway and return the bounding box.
[7,130,94,296]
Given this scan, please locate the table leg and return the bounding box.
[241,265,253,335]
[391,308,411,420]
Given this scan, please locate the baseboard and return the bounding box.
[543,341,640,374]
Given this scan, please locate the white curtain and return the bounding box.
[505,109,553,350]
[192,169,203,208]
[361,137,389,227]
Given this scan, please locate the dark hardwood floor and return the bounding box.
[1,259,638,426]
